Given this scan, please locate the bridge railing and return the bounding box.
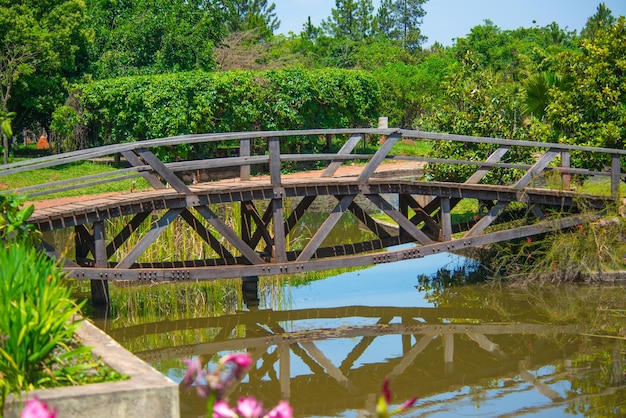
[1,128,625,199]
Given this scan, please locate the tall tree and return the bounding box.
[87,0,226,78]
[547,16,626,169]
[374,0,394,38]
[390,0,427,51]
[322,0,373,41]
[581,2,616,39]
[220,0,280,39]
[1,0,89,160]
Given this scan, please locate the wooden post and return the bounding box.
[440,197,452,241]
[269,137,287,262]
[91,221,110,306]
[240,138,251,181]
[611,153,621,199]
[561,150,571,191]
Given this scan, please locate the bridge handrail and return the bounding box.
[1,128,624,198]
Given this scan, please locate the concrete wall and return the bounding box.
[4,319,180,418]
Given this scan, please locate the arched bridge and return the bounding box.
[1,129,622,301]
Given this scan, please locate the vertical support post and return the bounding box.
[440,197,452,241]
[561,150,571,191]
[91,221,110,306]
[269,137,281,188]
[272,198,287,263]
[240,138,251,181]
[611,153,621,199]
[269,137,286,262]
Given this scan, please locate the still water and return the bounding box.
[94,249,626,418]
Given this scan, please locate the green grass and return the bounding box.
[0,160,150,200]
[388,140,433,157]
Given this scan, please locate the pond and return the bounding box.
[82,199,626,418]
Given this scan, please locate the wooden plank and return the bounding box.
[135,148,193,194]
[297,195,355,262]
[116,208,183,269]
[195,206,265,265]
[357,133,401,183]
[365,194,433,245]
[345,200,392,239]
[122,150,166,189]
[321,134,363,177]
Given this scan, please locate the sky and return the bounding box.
[274,0,626,46]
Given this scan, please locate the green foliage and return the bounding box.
[0,194,39,246]
[2,0,90,129]
[373,50,456,127]
[86,0,226,79]
[546,16,626,170]
[0,240,85,409]
[221,0,280,40]
[54,68,381,156]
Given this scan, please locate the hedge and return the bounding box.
[52,68,381,156]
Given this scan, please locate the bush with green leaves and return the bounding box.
[52,68,381,157]
[0,194,40,247]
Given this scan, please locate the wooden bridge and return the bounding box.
[1,128,623,303]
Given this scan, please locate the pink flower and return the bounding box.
[213,401,238,418]
[220,353,253,370]
[267,401,293,418]
[182,358,204,387]
[235,396,264,418]
[21,398,57,418]
[221,353,253,380]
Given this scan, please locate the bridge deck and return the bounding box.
[29,176,598,232]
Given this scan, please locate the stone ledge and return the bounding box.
[4,319,179,418]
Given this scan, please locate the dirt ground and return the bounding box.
[30,160,424,210]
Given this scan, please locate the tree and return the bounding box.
[581,2,616,39]
[220,0,280,40]
[0,1,90,146]
[546,16,626,169]
[322,0,373,41]
[87,0,226,78]
[373,0,394,38]
[390,0,427,51]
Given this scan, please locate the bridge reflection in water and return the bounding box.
[102,301,609,417]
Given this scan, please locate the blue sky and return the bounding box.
[274,0,626,46]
